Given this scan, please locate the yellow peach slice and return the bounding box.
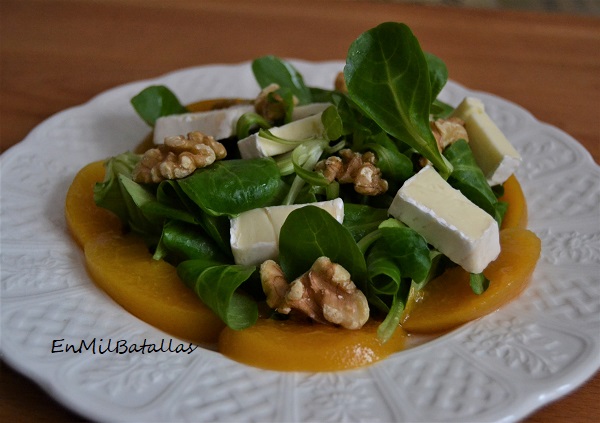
[85,232,224,344]
[500,174,528,230]
[401,228,541,333]
[65,160,122,247]
[218,318,407,371]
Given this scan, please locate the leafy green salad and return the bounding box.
[94,22,508,342]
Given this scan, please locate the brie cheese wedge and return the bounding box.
[153,104,254,143]
[230,198,344,266]
[291,102,331,120]
[452,97,522,186]
[388,166,500,274]
[238,112,325,159]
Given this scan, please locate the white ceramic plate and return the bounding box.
[1,61,599,423]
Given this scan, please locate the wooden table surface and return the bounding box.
[1,1,599,422]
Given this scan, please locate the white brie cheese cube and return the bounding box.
[237,112,325,159]
[230,198,344,266]
[153,104,254,143]
[452,97,522,186]
[463,111,522,186]
[452,96,485,121]
[388,166,500,274]
[291,103,331,120]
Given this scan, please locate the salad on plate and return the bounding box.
[65,22,541,371]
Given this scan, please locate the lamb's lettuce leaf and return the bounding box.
[357,219,431,342]
[425,52,454,119]
[155,220,228,265]
[178,259,258,330]
[157,180,233,256]
[431,99,454,119]
[131,85,188,127]
[236,112,272,139]
[93,152,141,224]
[116,175,162,240]
[130,188,198,226]
[444,139,506,224]
[362,132,414,189]
[344,22,453,178]
[470,272,490,295]
[178,158,282,216]
[376,292,408,343]
[321,104,344,141]
[342,204,388,242]
[377,225,432,283]
[425,52,448,103]
[94,153,164,244]
[278,206,368,285]
[275,106,345,205]
[252,55,312,105]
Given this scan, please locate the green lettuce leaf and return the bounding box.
[278,206,368,285]
[177,158,282,216]
[252,56,312,105]
[177,259,258,330]
[344,22,453,178]
[130,85,188,126]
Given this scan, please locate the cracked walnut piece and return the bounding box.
[315,149,388,196]
[420,118,469,168]
[334,72,347,93]
[133,131,227,183]
[430,117,469,152]
[260,257,370,330]
[254,83,298,122]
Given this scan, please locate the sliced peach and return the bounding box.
[218,318,407,372]
[65,160,122,247]
[401,228,541,333]
[500,175,528,230]
[85,232,224,344]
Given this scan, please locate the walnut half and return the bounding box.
[430,117,469,152]
[133,131,226,183]
[260,257,370,330]
[315,149,388,196]
[254,83,298,122]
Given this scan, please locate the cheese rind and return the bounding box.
[452,97,522,186]
[388,166,500,274]
[291,103,331,120]
[153,104,254,143]
[238,112,325,159]
[230,198,344,266]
